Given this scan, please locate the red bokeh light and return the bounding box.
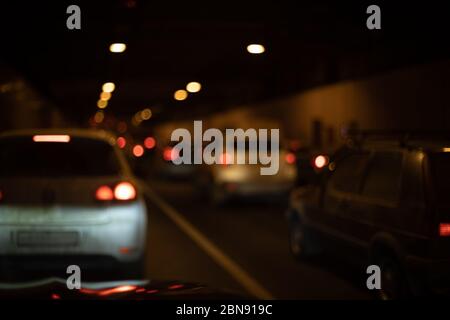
[144,137,156,149]
[285,152,296,164]
[163,147,179,161]
[117,137,126,149]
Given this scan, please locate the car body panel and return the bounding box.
[207,149,297,197]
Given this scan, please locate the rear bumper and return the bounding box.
[212,165,296,197]
[221,181,294,197]
[0,201,147,263]
[0,254,144,281]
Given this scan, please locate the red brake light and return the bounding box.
[218,152,232,165]
[96,182,136,201]
[33,135,70,143]
[163,147,172,161]
[96,186,114,201]
[163,148,172,161]
[285,152,296,164]
[440,223,450,237]
[114,182,136,201]
[144,137,156,149]
[163,147,179,162]
[117,137,126,149]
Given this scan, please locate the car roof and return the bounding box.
[360,139,448,152]
[0,128,117,145]
[344,131,450,154]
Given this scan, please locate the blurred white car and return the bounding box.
[0,129,147,278]
[196,142,297,204]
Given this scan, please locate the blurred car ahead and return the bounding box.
[196,141,297,205]
[286,132,450,299]
[154,141,196,180]
[0,129,147,279]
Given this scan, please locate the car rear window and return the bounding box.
[329,153,370,193]
[361,151,403,204]
[0,136,121,177]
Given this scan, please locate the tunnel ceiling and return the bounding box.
[1,0,450,126]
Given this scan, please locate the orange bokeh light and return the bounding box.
[133,145,144,157]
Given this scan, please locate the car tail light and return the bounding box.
[163,147,179,162]
[96,182,136,201]
[285,152,296,164]
[119,247,136,254]
[95,185,114,201]
[114,182,136,200]
[440,223,450,237]
[218,152,232,165]
[163,147,172,161]
[144,137,156,149]
[117,137,126,149]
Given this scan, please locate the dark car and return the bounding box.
[286,133,450,299]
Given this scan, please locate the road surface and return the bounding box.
[142,179,370,300]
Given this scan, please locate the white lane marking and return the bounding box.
[141,183,275,300]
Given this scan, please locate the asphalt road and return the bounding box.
[142,178,371,300]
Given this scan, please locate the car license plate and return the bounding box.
[16,231,79,247]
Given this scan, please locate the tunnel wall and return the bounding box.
[155,59,450,149]
[208,59,450,148]
[272,58,450,145]
[0,63,66,131]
